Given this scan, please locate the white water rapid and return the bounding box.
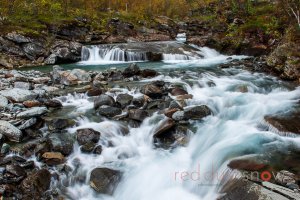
[48,44,300,200]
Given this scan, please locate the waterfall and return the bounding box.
[81,46,148,64]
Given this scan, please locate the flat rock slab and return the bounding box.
[262,181,300,200]
[0,120,22,142]
[0,88,38,102]
[17,107,48,119]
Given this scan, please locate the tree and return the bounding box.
[281,0,300,28]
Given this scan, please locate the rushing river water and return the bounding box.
[28,44,300,200]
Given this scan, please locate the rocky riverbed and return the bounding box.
[0,59,299,199]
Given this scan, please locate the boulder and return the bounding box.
[0,120,23,142]
[98,105,122,117]
[6,32,31,43]
[94,94,115,109]
[48,132,74,155]
[153,118,175,137]
[183,105,212,120]
[140,83,163,99]
[0,88,38,102]
[22,43,45,60]
[81,142,96,153]
[6,164,26,178]
[90,168,121,195]
[172,111,185,121]
[122,63,141,77]
[275,170,296,186]
[0,95,8,108]
[17,107,48,119]
[20,169,51,199]
[128,109,149,122]
[264,115,300,134]
[164,108,179,118]
[116,93,133,108]
[59,69,91,85]
[18,118,37,130]
[76,128,101,145]
[132,96,146,108]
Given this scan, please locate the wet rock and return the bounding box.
[175,94,193,101]
[122,63,141,77]
[98,105,122,117]
[93,145,103,155]
[94,94,115,110]
[140,83,163,99]
[275,170,296,186]
[116,93,133,108]
[172,111,185,121]
[164,108,179,118]
[153,118,175,137]
[132,96,146,108]
[47,118,75,131]
[169,100,183,110]
[48,132,74,155]
[17,107,48,119]
[87,88,102,97]
[140,69,158,78]
[44,99,62,108]
[6,164,26,178]
[81,142,96,153]
[0,88,37,102]
[0,120,22,142]
[128,109,149,122]
[76,128,100,145]
[220,178,289,200]
[237,85,248,93]
[170,87,188,96]
[0,95,8,108]
[90,168,121,195]
[1,143,10,154]
[228,158,267,171]
[183,105,212,120]
[18,118,37,130]
[14,81,31,90]
[23,100,41,108]
[20,169,51,199]
[264,115,300,134]
[42,152,65,165]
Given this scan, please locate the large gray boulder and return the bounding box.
[17,107,48,119]
[90,168,121,195]
[0,88,37,102]
[0,120,23,142]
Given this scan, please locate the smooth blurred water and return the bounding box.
[25,46,300,200]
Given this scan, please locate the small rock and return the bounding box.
[93,145,103,155]
[48,132,74,155]
[14,81,31,90]
[44,99,63,108]
[153,118,175,137]
[171,87,188,96]
[183,105,212,120]
[87,88,102,97]
[140,83,163,99]
[18,118,37,130]
[0,95,8,108]
[6,164,26,177]
[81,142,96,153]
[98,105,122,117]
[132,96,145,107]
[17,107,48,119]
[140,69,158,78]
[23,100,41,108]
[128,109,149,122]
[1,143,10,154]
[116,93,133,108]
[42,152,65,165]
[0,88,38,102]
[90,168,121,195]
[122,63,141,77]
[164,108,179,118]
[94,94,115,109]
[47,118,76,131]
[175,94,193,101]
[76,128,100,145]
[172,111,185,121]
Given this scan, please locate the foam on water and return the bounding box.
[50,64,300,200]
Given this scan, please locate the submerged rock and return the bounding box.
[183,105,212,120]
[42,152,65,165]
[140,69,158,78]
[170,87,188,96]
[128,109,149,121]
[153,118,175,138]
[20,169,51,199]
[264,115,300,134]
[47,118,76,131]
[0,120,23,142]
[90,168,121,195]
[94,94,115,109]
[0,88,37,102]
[76,128,100,145]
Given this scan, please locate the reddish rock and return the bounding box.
[23,100,41,108]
